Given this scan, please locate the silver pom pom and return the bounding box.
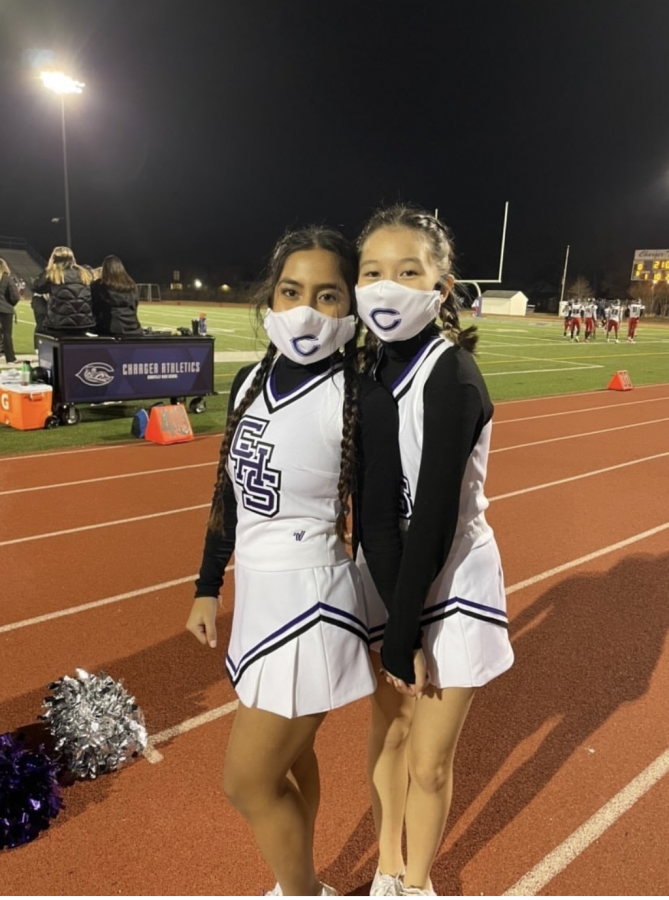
[42,669,147,779]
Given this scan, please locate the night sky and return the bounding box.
[2,0,669,294]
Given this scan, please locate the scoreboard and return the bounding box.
[631,249,669,282]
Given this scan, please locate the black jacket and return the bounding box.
[34,268,95,333]
[91,281,142,336]
[0,274,20,316]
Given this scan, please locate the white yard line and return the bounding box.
[494,382,669,405]
[503,747,669,895]
[0,503,210,548]
[491,416,669,453]
[489,452,669,502]
[0,462,216,497]
[483,365,603,377]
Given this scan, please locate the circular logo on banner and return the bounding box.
[75,362,115,387]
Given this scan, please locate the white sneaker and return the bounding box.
[265,883,337,896]
[371,868,405,896]
[401,882,436,896]
[616,339,620,343]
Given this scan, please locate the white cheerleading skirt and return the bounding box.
[358,535,514,689]
[226,559,376,719]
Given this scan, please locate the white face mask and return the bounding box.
[264,306,356,364]
[355,280,442,342]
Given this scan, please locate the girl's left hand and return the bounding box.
[382,649,429,698]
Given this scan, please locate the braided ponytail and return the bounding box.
[358,328,381,375]
[438,294,479,352]
[335,340,359,543]
[208,344,277,533]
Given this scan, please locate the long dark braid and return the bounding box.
[208,344,277,533]
[357,204,478,353]
[335,338,360,542]
[358,328,381,375]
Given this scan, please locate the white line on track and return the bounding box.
[144,701,240,764]
[0,566,234,634]
[0,503,210,548]
[495,382,669,406]
[489,451,669,502]
[0,462,217,497]
[503,746,669,895]
[491,416,669,453]
[505,521,669,595]
[496,394,669,424]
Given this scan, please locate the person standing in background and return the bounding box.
[0,258,20,363]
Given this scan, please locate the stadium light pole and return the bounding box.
[40,71,85,250]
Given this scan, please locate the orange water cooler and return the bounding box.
[0,384,55,431]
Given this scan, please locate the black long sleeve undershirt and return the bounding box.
[194,356,403,608]
[375,329,494,683]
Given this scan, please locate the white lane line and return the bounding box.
[0,462,217,497]
[495,383,669,406]
[0,503,210,548]
[496,395,669,425]
[0,443,153,463]
[0,566,234,634]
[503,747,669,895]
[505,521,669,596]
[144,700,240,764]
[490,452,669,502]
[491,416,669,453]
[483,365,603,377]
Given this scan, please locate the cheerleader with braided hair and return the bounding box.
[186,227,402,897]
[355,206,514,896]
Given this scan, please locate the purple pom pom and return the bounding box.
[0,733,62,850]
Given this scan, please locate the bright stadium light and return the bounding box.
[40,71,85,94]
[194,279,203,289]
[40,71,85,248]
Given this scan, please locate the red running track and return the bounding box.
[1,383,669,896]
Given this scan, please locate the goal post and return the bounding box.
[137,284,162,302]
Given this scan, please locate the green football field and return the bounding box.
[2,300,668,454]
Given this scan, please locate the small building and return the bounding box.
[480,290,529,316]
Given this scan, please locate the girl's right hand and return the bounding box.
[186,596,220,648]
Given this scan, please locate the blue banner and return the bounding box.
[41,338,215,403]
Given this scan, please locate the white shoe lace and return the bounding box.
[371,869,404,896]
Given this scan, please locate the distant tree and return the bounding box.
[567,276,593,300]
[628,280,669,316]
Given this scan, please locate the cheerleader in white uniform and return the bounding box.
[186,228,402,897]
[355,207,514,897]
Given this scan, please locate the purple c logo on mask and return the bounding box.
[290,334,321,357]
[370,308,401,331]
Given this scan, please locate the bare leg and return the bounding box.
[367,651,416,875]
[403,687,476,891]
[289,735,320,849]
[224,703,326,896]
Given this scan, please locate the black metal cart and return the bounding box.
[36,334,216,426]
